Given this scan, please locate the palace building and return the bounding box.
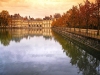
[10,14,53,28]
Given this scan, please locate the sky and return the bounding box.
[0,0,95,18]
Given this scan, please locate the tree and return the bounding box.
[54,13,61,19]
[51,0,98,33]
[0,10,10,27]
[96,0,100,35]
[76,4,83,32]
[68,6,79,31]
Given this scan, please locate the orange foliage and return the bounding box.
[52,0,98,29]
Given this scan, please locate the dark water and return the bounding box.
[0,29,100,75]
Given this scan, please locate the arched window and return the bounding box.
[39,25,41,27]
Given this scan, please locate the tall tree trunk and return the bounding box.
[97,3,100,35]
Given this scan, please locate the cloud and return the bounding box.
[0,0,95,18]
[0,0,10,2]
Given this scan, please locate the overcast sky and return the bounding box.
[0,0,95,18]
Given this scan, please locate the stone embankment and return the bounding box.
[52,27,100,51]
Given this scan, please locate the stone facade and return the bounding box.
[10,14,53,28]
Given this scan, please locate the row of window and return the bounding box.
[28,25,42,27]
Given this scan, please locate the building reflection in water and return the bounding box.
[0,28,53,46]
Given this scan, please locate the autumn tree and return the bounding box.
[54,13,61,19]
[51,0,98,32]
[96,0,100,35]
[0,10,10,27]
[67,6,79,31]
[75,4,82,32]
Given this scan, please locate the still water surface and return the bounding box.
[0,29,100,75]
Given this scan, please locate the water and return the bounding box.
[0,29,100,75]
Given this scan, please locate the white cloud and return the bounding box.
[0,0,95,18]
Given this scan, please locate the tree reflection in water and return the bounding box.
[52,31,100,75]
[0,29,52,46]
[0,29,11,46]
[0,29,100,75]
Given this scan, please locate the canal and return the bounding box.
[0,29,100,75]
